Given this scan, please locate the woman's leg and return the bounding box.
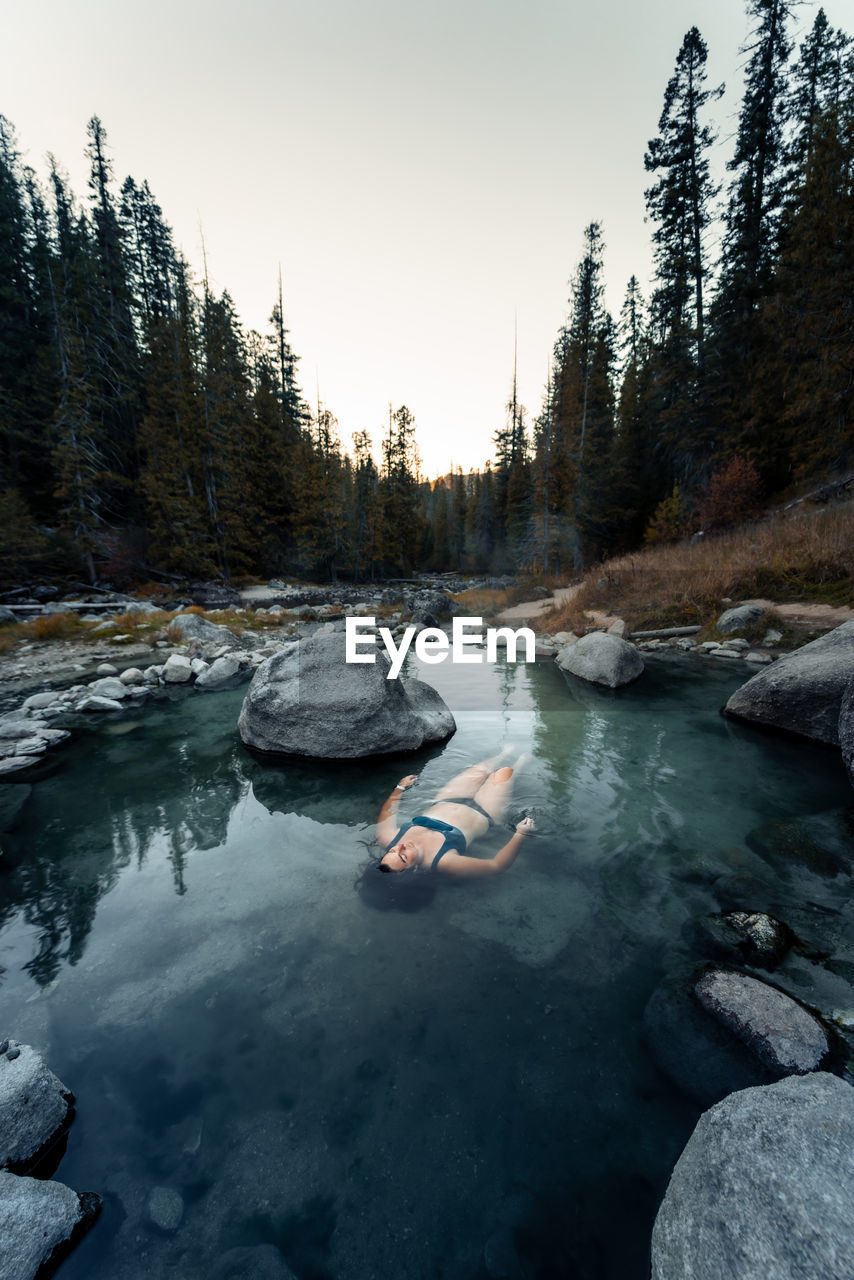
[472,754,529,823]
[432,747,514,801]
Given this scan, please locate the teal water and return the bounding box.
[1,653,852,1279]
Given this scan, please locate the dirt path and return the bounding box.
[745,599,854,628]
[495,586,578,622]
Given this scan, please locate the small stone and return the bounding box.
[14,739,47,756]
[22,693,58,711]
[746,651,773,664]
[147,1185,184,1231]
[119,667,144,684]
[88,677,129,700]
[6,1047,20,1061]
[762,629,783,646]
[96,663,118,676]
[76,696,123,713]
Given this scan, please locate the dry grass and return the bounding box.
[0,609,89,654]
[540,504,854,634]
[453,583,549,618]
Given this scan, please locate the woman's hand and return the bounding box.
[515,816,536,834]
[398,775,417,790]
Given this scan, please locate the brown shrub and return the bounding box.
[30,612,85,641]
[697,456,761,531]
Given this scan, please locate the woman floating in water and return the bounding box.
[376,748,535,877]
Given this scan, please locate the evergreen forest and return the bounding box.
[1,1,852,588]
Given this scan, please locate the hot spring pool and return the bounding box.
[1,651,852,1279]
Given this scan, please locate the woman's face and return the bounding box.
[381,838,416,872]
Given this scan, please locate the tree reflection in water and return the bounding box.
[0,686,449,987]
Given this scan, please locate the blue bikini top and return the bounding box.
[385,815,467,869]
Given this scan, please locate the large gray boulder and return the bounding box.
[651,1073,854,1280]
[0,1171,102,1279]
[840,676,854,790]
[694,970,831,1074]
[717,603,766,634]
[238,631,455,758]
[168,613,238,648]
[0,1041,74,1173]
[556,631,644,688]
[724,619,854,744]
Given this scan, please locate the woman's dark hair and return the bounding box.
[377,861,393,873]
[354,847,437,912]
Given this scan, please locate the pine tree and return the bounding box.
[379,404,421,574]
[611,278,653,547]
[645,28,722,373]
[549,223,615,565]
[0,117,56,521]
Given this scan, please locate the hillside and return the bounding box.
[536,488,854,638]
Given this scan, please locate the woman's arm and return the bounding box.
[375,774,417,846]
[438,817,535,878]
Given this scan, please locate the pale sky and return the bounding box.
[3,0,847,476]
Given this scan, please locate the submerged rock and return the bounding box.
[694,970,830,1074]
[688,911,794,969]
[840,677,854,791]
[644,977,777,1108]
[746,808,854,879]
[0,1042,75,1173]
[651,1073,854,1280]
[147,1185,184,1231]
[556,631,644,688]
[0,1172,102,1280]
[723,912,793,966]
[724,619,854,744]
[238,630,455,758]
[210,1245,298,1279]
[196,655,250,691]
